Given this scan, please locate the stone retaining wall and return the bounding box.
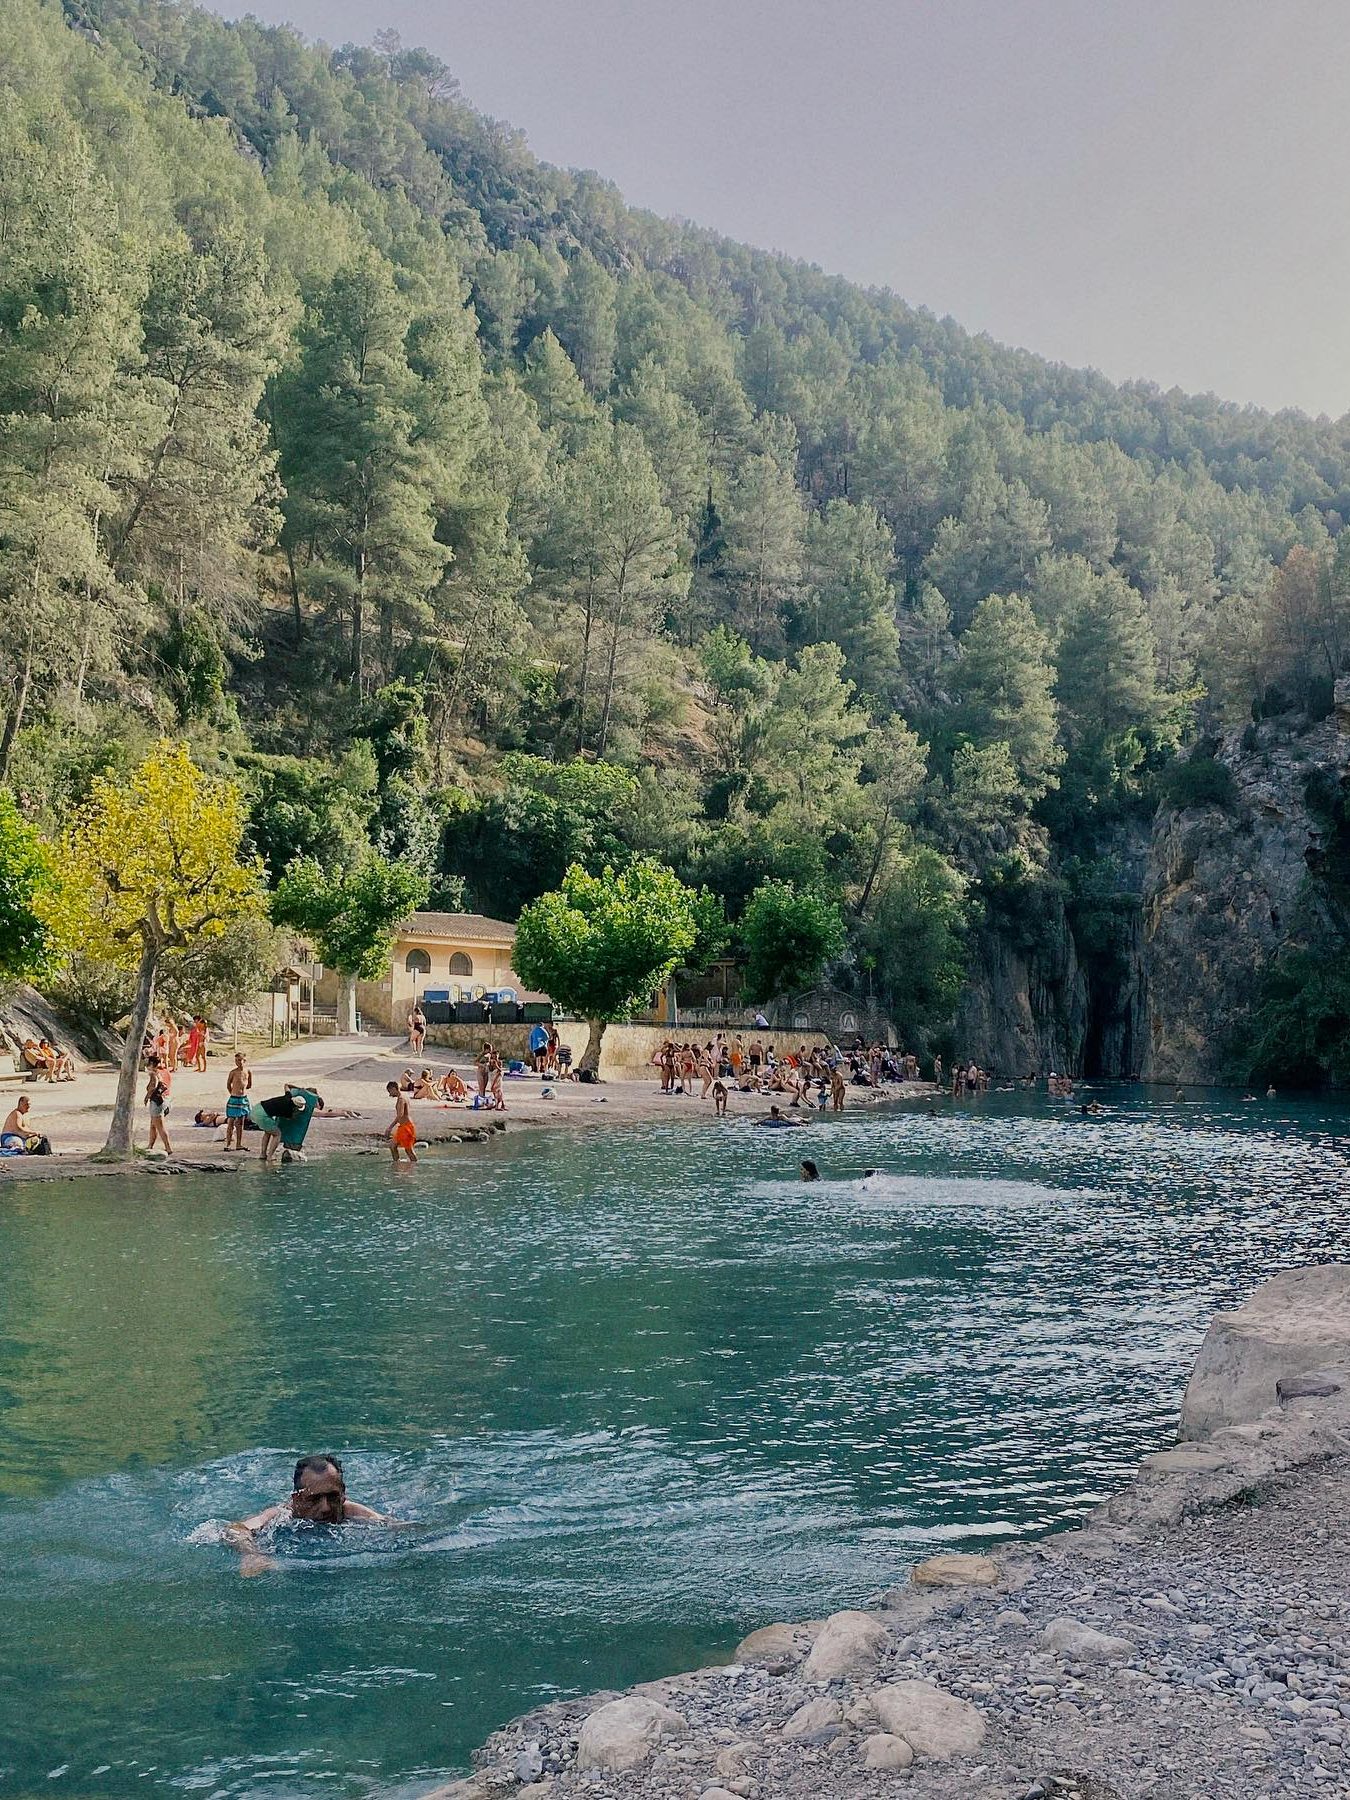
[424,1021,829,1078]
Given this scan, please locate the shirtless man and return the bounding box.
[225,1454,391,1577]
[1,1094,35,1147]
[386,1081,418,1163]
[224,1051,252,1151]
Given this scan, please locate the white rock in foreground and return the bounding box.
[1180,1263,1350,1438]
[782,1695,842,1740]
[862,1731,915,1769]
[734,1620,813,1664]
[1042,1617,1136,1662]
[574,1694,687,1772]
[870,1680,985,1759]
[910,1551,999,1588]
[801,1608,890,1681]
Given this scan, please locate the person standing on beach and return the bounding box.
[224,1051,252,1151]
[386,1081,418,1163]
[145,1058,173,1156]
[193,1015,209,1072]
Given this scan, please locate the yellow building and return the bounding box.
[346,911,525,1030]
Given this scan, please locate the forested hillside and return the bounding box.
[5,0,1350,1076]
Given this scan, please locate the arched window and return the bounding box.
[449,951,473,976]
[404,949,431,976]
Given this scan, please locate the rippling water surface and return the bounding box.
[1,1089,1347,1796]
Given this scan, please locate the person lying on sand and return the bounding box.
[224,1454,392,1576]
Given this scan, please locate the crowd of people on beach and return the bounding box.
[650,1034,939,1113]
[0,992,1291,1169]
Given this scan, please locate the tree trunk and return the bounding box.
[855,800,893,917]
[104,938,158,1156]
[580,1017,606,1073]
[596,577,628,757]
[351,547,366,689]
[576,555,596,753]
[0,612,36,781]
[286,544,304,644]
[337,970,359,1034]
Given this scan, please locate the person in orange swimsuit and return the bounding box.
[385,1081,418,1164]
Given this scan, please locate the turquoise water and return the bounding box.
[1,1090,1347,1798]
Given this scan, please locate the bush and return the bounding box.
[1161,754,1238,812]
[1234,948,1350,1088]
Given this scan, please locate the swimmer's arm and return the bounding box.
[342,1500,395,1523]
[223,1502,287,1574]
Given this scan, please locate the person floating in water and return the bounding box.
[224,1454,392,1576]
[756,1104,803,1128]
[800,1158,819,1181]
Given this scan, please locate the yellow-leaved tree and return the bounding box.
[41,741,265,1156]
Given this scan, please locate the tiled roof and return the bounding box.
[398,911,516,943]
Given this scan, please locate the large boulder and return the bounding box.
[574,1695,687,1772]
[910,1552,999,1589]
[870,1680,985,1759]
[800,1608,890,1681]
[1042,1617,1136,1662]
[1179,1265,1350,1439]
[734,1619,817,1665]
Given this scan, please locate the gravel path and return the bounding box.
[459,1454,1348,1800]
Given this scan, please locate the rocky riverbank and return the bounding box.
[428,1265,1350,1800]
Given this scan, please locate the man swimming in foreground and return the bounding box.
[224,1454,392,1575]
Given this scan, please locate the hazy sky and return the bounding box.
[221,0,1350,417]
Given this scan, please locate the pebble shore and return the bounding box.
[428,1266,1350,1800]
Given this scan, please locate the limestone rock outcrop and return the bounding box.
[1179,1263,1350,1439]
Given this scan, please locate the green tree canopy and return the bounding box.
[271,850,429,1030]
[739,879,847,1002]
[0,787,56,981]
[512,859,701,1070]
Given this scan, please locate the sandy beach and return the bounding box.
[0,1034,938,1179]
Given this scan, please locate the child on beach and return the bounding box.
[386,1081,418,1164]
[225,1051,252,1151]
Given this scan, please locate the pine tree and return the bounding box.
[272,253,449,686]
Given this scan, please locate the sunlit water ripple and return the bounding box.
[0,1088,1346,1796]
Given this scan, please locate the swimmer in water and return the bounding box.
[755,1104,803,1127]
[800,1159,819,1181]
[224,1454,392,1576]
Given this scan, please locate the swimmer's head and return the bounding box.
[800,1159,819,1181]
[290,1454,346,1523]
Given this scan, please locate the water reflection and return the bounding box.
[0,1088,1346,1796]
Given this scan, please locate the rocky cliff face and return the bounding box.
[1141,688,1350,1083]
[957,681,1350,1082]
[954,904,1087,1078]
